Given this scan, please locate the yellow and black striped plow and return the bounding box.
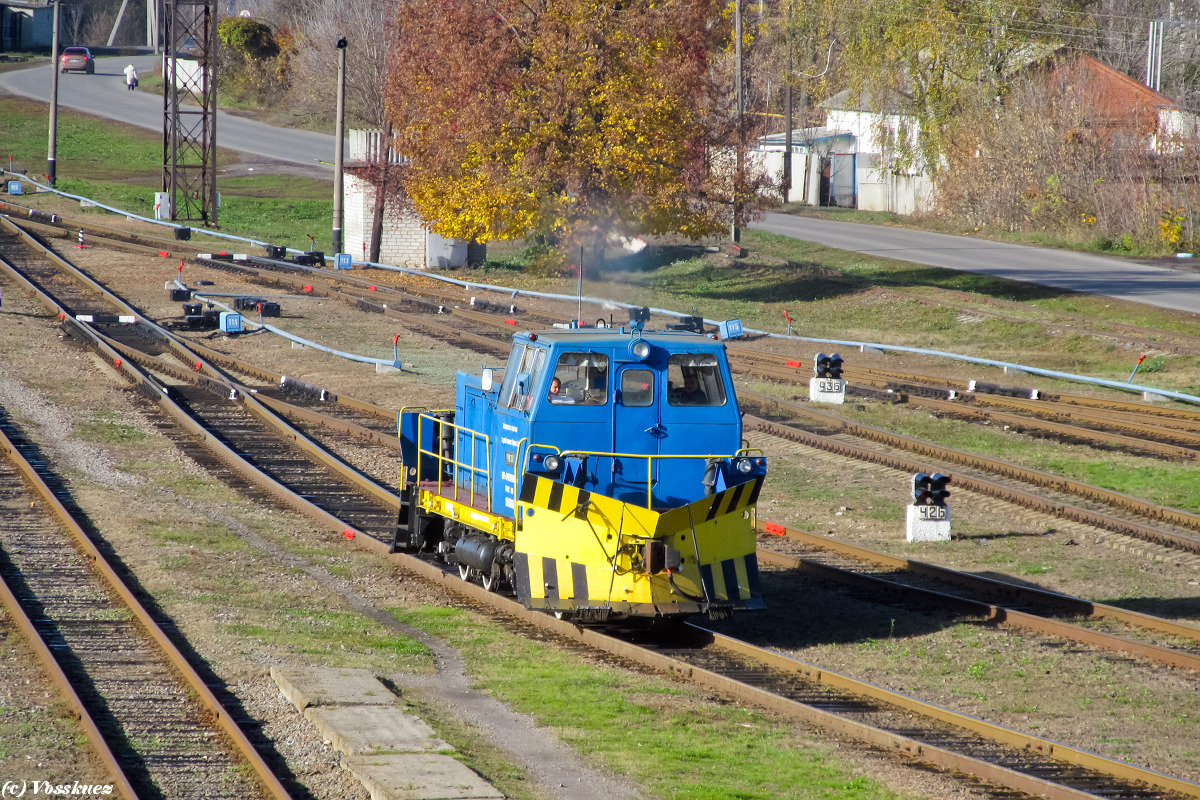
[514,474,764,616]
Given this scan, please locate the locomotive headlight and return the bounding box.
[735,459,753,474]
[543,455,561,472]
[629,339,651,360]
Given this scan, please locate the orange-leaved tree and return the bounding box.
[385,0,759,255]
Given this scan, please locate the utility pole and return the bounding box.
[783,8,792,204]
[332,37,347,255]
[47,0,60,187]
[107,0,132,46]
[1146,19,1164,91]
[148,0,159,50]
[732,0,743,245]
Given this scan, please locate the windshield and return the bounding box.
[666,353,726,406]
[548,352,609,405]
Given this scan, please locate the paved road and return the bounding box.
[754,212,1200,316]
[0,54,337,172]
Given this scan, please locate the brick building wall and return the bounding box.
[343,173,426,267]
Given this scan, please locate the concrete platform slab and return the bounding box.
[343,753,504,800]
[271,666,399,710]
[306,705,452,755]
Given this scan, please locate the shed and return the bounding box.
[1,1,52,51]
[342,129,477,268]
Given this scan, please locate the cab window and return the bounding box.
[667,353,725,406]
[549,352,608,405]
[620,369,654,407]
[499,344,546,410]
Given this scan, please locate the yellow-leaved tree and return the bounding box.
[385,0,764,257]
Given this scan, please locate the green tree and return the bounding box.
[385,0,764,253]
[218,17,281,60]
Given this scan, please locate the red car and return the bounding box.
[59,47,95,74]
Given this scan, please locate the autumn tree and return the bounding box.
[781,0,1092,173]
[385,0,763,254]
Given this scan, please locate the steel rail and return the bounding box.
[965,392,1200,436]
[0,428,138,799]
[745,360,1200,459]
[691,626,1200,800]
[0,247,333,800]
[731,343,1200,423]
[6,227,1199,798]
[755,539,1200,672]
[839,362,1200,423]
[379,545,1197,799]
[178,335,400,422]
[755,521,1200,645]
[741,404,1200,548]
[904,393,1200,458]
[13,204,1200,427]
[729,350,1200,458]
[1,216,405,511]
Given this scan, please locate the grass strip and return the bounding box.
[391,606,912,800]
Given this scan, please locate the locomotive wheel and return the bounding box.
[458,563,474,582]
[481,564,501,592]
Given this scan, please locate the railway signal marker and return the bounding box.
[907,472,951,542]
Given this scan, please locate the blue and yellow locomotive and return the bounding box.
[395,316,766,622]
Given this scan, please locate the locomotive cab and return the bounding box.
[396,325,766,622]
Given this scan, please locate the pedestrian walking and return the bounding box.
[124,64,138,91]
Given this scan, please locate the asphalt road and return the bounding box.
[753,213,1200,316]
[0,54,337,172]
[5,56,1200,316]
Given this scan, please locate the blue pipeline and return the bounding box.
[183,285,400,369]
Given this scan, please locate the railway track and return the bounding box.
[19,206,1200,435]
[739,405,1200,552]
[6,219,1200,798]
[751,520,1200,671]
[138,244,1200,558]
[0,404,290,800]
[168,240,1200,469]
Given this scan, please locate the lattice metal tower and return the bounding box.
[162,0,218,225]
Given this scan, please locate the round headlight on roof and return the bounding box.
[629,340,651,360]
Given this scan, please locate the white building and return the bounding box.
[342,129,472,268]
[754,91,933,215]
